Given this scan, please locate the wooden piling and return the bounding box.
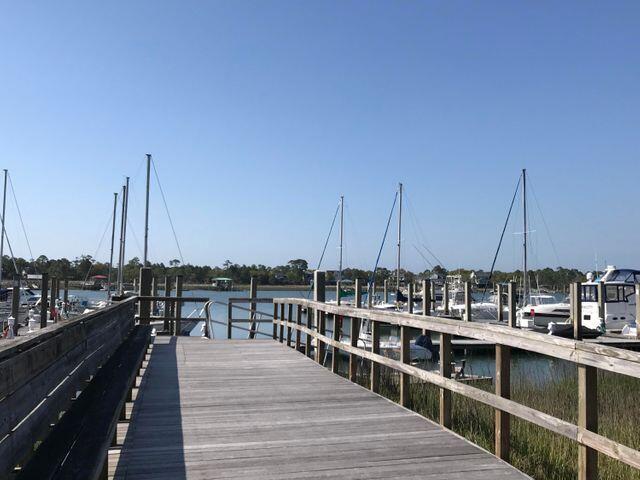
[138,268,152,325]
[508,282,517,328]
[443,282,449,316]
[40,273,49,328]
[464,281,472,322]
[336,280,341,306]
[248,278,258,339]
[272,303,278,340]
[572,282,582,340]
[175,275,183,336]
[279,303,285,343]
[295,304,302,351]
[407,283,413,314]
[383,279,388,304]
[305,305,313,358]
[423,279,431,316]
[151,277,157,316]
[332,310,340,374]
[63,279,69,306]
[597,281,605,331]
[227,302,233,339]
[496,284,504,323]
[50,277,57,322]
[636,284,640,339]
[287,303,293,347]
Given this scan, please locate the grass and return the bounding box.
[347,354,640,480]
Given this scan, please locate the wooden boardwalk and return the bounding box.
[111,337,529,479]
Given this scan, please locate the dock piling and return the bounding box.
[40,273,49,328]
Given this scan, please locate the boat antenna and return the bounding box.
[143,154,151,267]
[338,195,344,282]
[522,168,528,307]
[0,169,7,285]
[107,192,118,300]
[396,182,402,293]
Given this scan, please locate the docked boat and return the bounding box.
[516,294,570,328]
[580,266,639,332]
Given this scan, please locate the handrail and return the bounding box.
[272,297,640,473]
[274,298,640,378]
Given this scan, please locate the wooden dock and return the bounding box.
[110,338,529,479]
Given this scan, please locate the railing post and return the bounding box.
[422,279,430,335]
[495,341,511,460]
[464,281,472,322]
[578,364,598,479]
[314,271,326,364]
[370,319,380,393]
[430,280,436,312]
[443,282,449,316]
[295,304,302,351]
[11,275,19,336]
[163,276,171,332]
[332,312,341,374]
[272,303,278,340]
[349,279,362,382]
[151,276,157,316]
[572,282,583,340]
[336,280,341,306]
[400,292,411,407]
[305,305,313,357]
[248,277,258,339]
[175,275,183,336]
[287,303,293,347]
[63,278,69,308]
[439,332,452,428]
[50,277,57,322]
[227,301,233,339]
[40,272,49,329]
[508,282,517,328]
[496,284,504,323]
[279,302,285,343]
[138,267,152,325]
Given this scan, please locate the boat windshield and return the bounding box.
[602,269,640,283]
[531,295,557,305]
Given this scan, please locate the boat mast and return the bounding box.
[107,192,118,300]
[522,168,528,306]
[117,177,130,294]
[338,195,343,282]
[396,182,403,292]
[0,169,6,286]
[143,154,151,267]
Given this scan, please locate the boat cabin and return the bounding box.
[211,277,233,291]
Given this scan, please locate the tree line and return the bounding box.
[2,255,586,289]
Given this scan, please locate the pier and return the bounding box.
[1,268,639,480]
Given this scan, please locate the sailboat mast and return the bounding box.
[522,168,528,305]
[0,169,6,286]
[396,182,403,292]
[338,196,344,282]
[117,177,130,294]
[107,192,118,300]
[143,154,151,267]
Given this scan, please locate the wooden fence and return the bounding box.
[0,297,137,478]
[272,291,640,480]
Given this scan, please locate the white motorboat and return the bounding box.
[516,294,570,328]
[580,266,638,332]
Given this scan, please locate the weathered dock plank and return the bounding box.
[112,338,529,479]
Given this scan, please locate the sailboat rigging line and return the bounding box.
[368,191,398,293]
[126,217,145,259]
[413,244,435,270]
[82,210,116,285]
[481,174,522,301]
[528,177,561,267]
[8,173,35,263]
[404,192,446,268]
[151,158,185,264]
[304,202,341,299]
[0,218,19,275]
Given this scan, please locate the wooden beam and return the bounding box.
[174,276,183,336]
[464,281,472,322]
[371,320,380,393]
[495,343,511,460]
[400,323,410,407]
[572,282,583,340]
[248,278,258,339]
[508,282,517,328]
[138,267,152,325]
[314,271,326,364]
[350,279,362,382]
[440,332,452,428]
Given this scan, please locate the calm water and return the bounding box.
[71,287,572,384]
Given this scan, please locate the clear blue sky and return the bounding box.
[1,1,638,273]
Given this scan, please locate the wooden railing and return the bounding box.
[0,297,138,477]
[272,294,640,480]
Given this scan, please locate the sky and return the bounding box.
[0,1,638,273]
